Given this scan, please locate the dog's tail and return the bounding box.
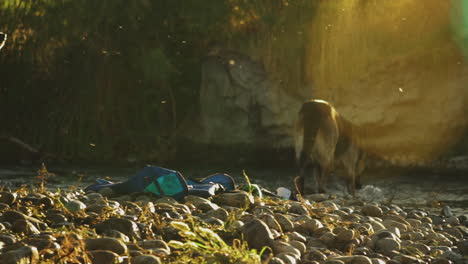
[295,100,328,165]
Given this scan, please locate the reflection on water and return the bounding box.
[0,165,467,215]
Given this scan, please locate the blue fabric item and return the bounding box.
[84,166,188,200]
[186,173,235,191]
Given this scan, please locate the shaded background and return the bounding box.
[1,0,468,170]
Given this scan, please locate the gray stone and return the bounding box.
[87,250,120,264]
[441,250,462,262]
[0,246,39,264]
[258,214,282,231]
[95,217,140,239]
[303,249,327,262]
[446,216,460,226]
[205,208,229,221]
[271,240,301,259]
[331,256,373,264]
[0,192,17,205]
[131,255,161,264]
[457,239,468,255]
[65,199,87,213]
[296,218,323,234]
[12,220,40,235]
[441,205,453,217]
[240,219,274,250]
[213,191,254,208]
[274,213,295,232]
[375,238,401,255]
[304,193,330,202]
[275,252,298,264]
[85,237,128,255]
[289,240,306,255]
[268,257,286,264]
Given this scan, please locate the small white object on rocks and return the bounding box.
[277,187,292,200]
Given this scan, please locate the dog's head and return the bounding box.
[0,32,7,50]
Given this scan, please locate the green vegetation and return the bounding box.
[0,0,316,163]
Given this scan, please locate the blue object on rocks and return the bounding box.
[85,166,236,200]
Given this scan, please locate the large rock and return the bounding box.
[240,219,274,250]
[196,48,304,149]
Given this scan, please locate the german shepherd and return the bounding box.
[295,100,366,196]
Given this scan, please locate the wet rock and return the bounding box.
[382,220,408,232]
[1,210,26,223]
[304,193,330,202]
[446,216,460,226]
[289,240,306,254]
[375,238,401,255]
[85,237,128,255]
[45,212,68,225]
[0,246,39,264]
[370,258,386,264]
[258,214,282,231]
[205,208,229,221]
[23,236,58,251]
[331,256,373,264]
[287,231,306,244]
[361,204,383,217]
[271,240,301,259]
[240,219,274,250]
[275,252,298,264]
[0,192,17,205]
[303,249,327,262]
[268,257,286,264]
[87,250,121,264]
[441,250,462,263]
[65,199,87,213]
[213,191,254,208]
[137,239,169,252]
[392,254,423,264]
[201,216,224,226]
[184,195,219,212]
[296,218,324,234]
[431,258,453,264]
[12,220,40,235]
[408,243,430,255]
[274,213,295,232]
[320,231,337,247]
[325,260,345,264]
[288,203,309,215]
[103,229,130,243]
[131,254,161,264]
[95,217,140,239]
[0,234,16,245]
[441,206,453,217]
[335,228,355,242]
[457,239,468,255]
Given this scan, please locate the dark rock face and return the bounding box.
[193,49,305,150]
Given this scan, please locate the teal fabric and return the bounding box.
[156,173,185,196]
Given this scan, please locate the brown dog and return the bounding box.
[295,100,366,196]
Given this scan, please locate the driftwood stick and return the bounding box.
[0,134,40,155]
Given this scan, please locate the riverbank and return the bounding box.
[0,166,467,263]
